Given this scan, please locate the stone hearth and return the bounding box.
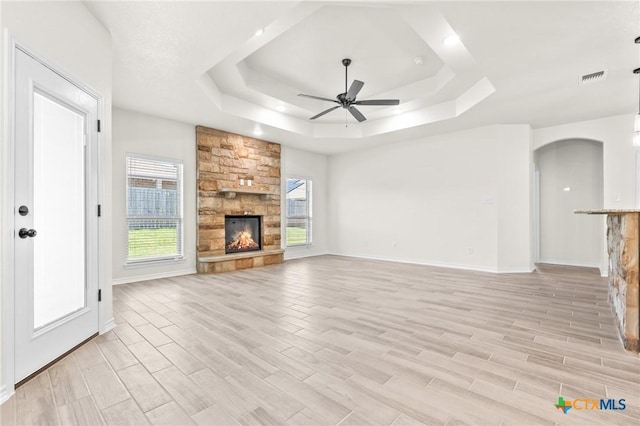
[196,126,283,273]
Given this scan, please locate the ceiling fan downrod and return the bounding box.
[342,58,351,95]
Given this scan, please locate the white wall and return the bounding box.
[281,146,329,259]
[328,125,532,273]
[0,0,5,404]
[496,127,533,272]
[112,108,196,284]
[536,140,603,268]
[0,0,112,403]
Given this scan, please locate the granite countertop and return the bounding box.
[574,209,640,214]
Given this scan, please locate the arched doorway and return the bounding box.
[534,139,604,268]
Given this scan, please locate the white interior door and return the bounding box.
[14,47,100,383]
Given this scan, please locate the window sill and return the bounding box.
[124,256,185,269]
[286,243,313,249]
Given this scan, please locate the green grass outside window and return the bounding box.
[128,228,178,258]
[286,226,308,246]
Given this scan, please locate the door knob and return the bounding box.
[19,228,37,239]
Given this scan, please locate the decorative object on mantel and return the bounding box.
[633,36,640,147]
[575,209,639,352]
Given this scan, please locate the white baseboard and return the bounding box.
[284,248,329,261]
[0,385,14,406]
[538,259,601,269]
[329,252,534,274]
[112,268,197,285]
[101,318,116,334]
[496,266,536,274]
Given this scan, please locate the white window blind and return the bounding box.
[126,155,183,263]
[286,178,312,246]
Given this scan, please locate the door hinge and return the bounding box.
[97,204,101,217]
[98,289,102,302]
[97,120,101,133]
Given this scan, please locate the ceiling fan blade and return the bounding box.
[348,106,366,122]
[298,94,339,103]
[310,105,341,120]
[354,99,400,106]
[345,80,364,102]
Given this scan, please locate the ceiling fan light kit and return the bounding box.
[298,58,400,123]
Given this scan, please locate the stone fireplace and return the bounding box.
[196,126,284,273]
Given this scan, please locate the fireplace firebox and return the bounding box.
[225,215,262,254]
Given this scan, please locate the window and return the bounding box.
[286,178,312,246]
[126,155,183,263]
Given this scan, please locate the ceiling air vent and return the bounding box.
[579,70,607,85]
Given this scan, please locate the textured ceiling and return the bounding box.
[84,1,640,154]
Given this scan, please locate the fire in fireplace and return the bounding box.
[225,215,261,254]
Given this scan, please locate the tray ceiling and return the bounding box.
[84,1,640,154]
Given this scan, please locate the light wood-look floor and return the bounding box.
[2,255,639,425]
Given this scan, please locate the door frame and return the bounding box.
[1,35,107,402]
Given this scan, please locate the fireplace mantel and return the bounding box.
[217,187,276,200]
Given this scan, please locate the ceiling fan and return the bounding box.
[298,58,400,122]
